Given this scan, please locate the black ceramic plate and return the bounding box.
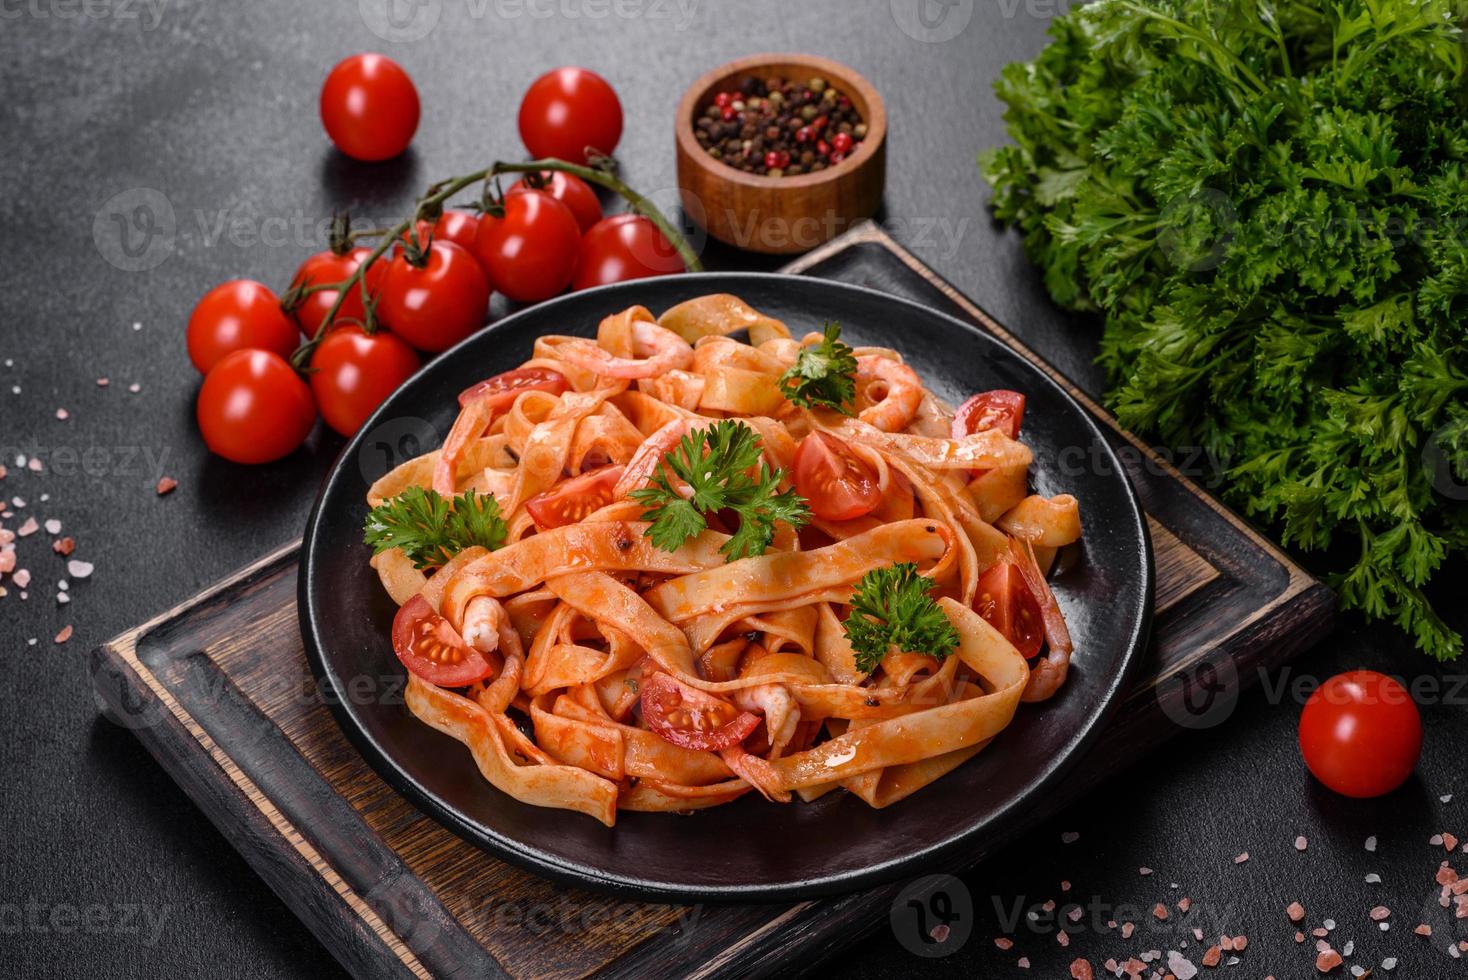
[300,273,1152,901]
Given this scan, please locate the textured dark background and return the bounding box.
[2,1,1465,977]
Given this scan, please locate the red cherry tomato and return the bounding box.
[525,465,625,530]
[309,326,420,437]
[571,214,685,291]
[973,561,1044,660]
[458,366,568,409]
[391,595,494,687]
[639,672,761,752]
[953,390,1027,441]
[290,247,377,337]
[186,279,298,374]
[1298,670,1422,798]
[793,432,880,522]
[517,66,623,163]
[509,171,603,233]
[196,349,315,464]
[473,190,581,303]
[376,241,490,353]
[402,210,481,254]
[319,53,419,162]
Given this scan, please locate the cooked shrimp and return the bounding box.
[612,418,707,498]
[461,595,508,654]
[856,355,922,432]
[732,683,801,758]
[558,320,694,380]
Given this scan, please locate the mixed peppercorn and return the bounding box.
[693,75,868,178]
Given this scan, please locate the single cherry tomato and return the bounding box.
[793,431,881,522]
[525,465,625,530]
[973,561,1044,660]
[1298,670,1422,798]
[639,672,761,752]
[319,53,419,161]
[517,66,623,163]
[376,241,490,353]
[571,214,685,291]
[196,349,315,464]
[391,595,493,687]
[309,326,420,436]
[953,390,1027,441]
[289,246,377,337]
[458,366,568,409]
[473,190,581,303]
[186,279,298,374]
[401,210,481,254]
[509,171,603,233]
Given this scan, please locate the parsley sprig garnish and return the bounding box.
[363,486,507,570]
[629,420,810,560]
[844,562,959,674]
[779,321,858,412]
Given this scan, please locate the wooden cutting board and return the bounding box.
[90,222,1334,979]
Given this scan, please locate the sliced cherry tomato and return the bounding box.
[472,190,581,303]
[639,672,761,752]
[525,465,625,530]
[458,366,568,409]
[376,240,490,353]
[510,171,602,233]
[196,349,316,464]
[186,279,298,374]
[1299,670,1422,799]
[309,326,420,436]
[391,595,493,687]
[401,210,481,254]
[953,390,1027,441]
[571,214,685,291]
[793,431,881,522]
[973,561,1044,660]
[289,246,377,337]
[319,53,419,161]
[518,66,623,163]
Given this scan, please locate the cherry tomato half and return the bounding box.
[458,366,568,410]
[639,671,761,752]
[525,465,625,530]
[473,190,581,303]
[518,66,623,164]
[793,431,880,522]
[309,326,420,437]
[973,561,1044,660]
[953,390,1027,441]
[319,53,420,162]
[391,595,494,687]
[289,246,377,337]
[196,349,316,464]
[571,214,685,291]
[1298,670,1422,798]
[510,171,603,233]
[376,240,490,353]
[186,279,299,374]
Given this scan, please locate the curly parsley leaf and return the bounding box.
[363,486,507,570]
[779,321,858,412]
[629,420,810,560]
[844,562,959,674]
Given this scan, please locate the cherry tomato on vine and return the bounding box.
[973,561,1044,661]
[196,349,316,464]
[391,595,494,687]
[792,431,880,522]
[1298,670,1422,798]
[402,210,481,254]
[525,465,625,530]
[319,53,419,162]
[472,190,581,303]
[186,279,298,374]
[518,66,623,163]
[572,214,685,291]
[639,672,760,752]
[309,326,420,437]
[510,171,602,232]
[457,366,568,409]
[376,240,490,353]
[289,246,377,337]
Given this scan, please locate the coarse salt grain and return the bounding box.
[131,321,141,331]
[66,560,93,579]
[18,518,38,536]
[1016,957,1029,969]
[1288,902,1306,922]
[1365,836,1377,852]
[1324,918,1336,930]
[1432,834,1445,846]
[55,408,68,420]
[53,625,72,644]
[128,383,140,393]
[43,519,60,534]
[994,937,1013,950]
[1121,922,1136,939]
[156,477,177,495]
[1317,949,1343,972]
[1296,836,1308,851]
[1139,867,1153,876]
[12,569,29,588]
[1167,951,1198,980]
[26,458,41,472]
[1061,831,1079,844]
[56,593,69,605]
[1153,904,1169,921]
[97,378,109,387]
[1234,851,1249,863]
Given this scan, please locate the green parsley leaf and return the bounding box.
[843,562,959,674]
[629,419,810,560]
[363,486,507,570]
[779,321,858,412]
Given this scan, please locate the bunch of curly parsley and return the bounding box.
[982,0,1468,658]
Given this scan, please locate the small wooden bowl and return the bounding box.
[675,54,887,255]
